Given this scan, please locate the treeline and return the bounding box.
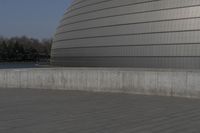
[0,36,52,62]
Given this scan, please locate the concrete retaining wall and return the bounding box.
[1,68,200,98]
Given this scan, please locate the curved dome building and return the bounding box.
[51,0,200,69]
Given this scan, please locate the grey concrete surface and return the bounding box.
[1,88,200,133]
[0,68,200,98]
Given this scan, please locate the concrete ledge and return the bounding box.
[0,67,200,98]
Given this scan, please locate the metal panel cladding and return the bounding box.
[51,0,200,69]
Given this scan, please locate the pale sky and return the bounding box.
[0,0,72,39]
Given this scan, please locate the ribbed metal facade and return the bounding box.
[51,0,200,69]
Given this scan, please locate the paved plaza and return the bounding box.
[0,88,200,133]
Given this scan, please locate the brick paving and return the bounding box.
[0,88,200,133]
